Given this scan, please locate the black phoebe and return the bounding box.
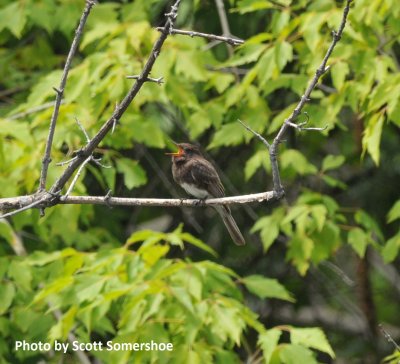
[166,142,245,246]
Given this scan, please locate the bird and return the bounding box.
[166,142,245,246]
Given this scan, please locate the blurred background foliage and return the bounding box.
[0,0,399,363]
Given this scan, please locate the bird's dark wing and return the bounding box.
[189,158,225,198]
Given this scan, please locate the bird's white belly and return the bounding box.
[181,182,209,199]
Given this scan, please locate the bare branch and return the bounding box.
[48,0,182,196]
[156,27,244,46]
[39,0,96,192]
[0,197,47,219]
[126,75,164,84]
[0,191,277,214]
[63,157,92,199]
[56,156,78,166]
[379,324,400,352]
[60,192,276,207]
[238,119,270,149]
[286,113,328,131]
[268,0,353,194]
[75,117,91,143]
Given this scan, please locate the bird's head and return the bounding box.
[165,142,201,162]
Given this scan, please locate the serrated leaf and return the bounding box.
[280,149,317,175]
[290,327,335,358]
[287,234,314,275]
[362,112,384,165]
[280,344,317,364]
[258,328,282,364]
[116,158,147,189]
[0,282,15,315]
[252,210,284,252]
[321,155,345,172]
[382,233,400,263]
[387,200,400,223]
[310,205,327,231]
[208,123,245,149]
[0,2,27,37]
[331,61,349,90]
[181,233,217,257]
[245,150,270,181]
[275,41,293,71]
[242,275,294,302]
[347,227,368,258]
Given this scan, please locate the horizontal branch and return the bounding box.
[156,27,244,45]
[0,191,278,215]
[60,192,276,207]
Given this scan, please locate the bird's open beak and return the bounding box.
[165,145,184,157]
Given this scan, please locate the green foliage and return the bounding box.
[0,231,330,363]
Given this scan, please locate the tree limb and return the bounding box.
[39,0,96,192]
[0,192,276,216]
[268,0,353,194]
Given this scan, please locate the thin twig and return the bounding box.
[238,119,270,149]
[63,157,92,199]
[75,117,91,143]
[0,198,47,219]
[56,156,78,166]
[156,27,244,46]
[7,101,65,120]
[379,324,400,352]
[38,0,96,192]
[268,0,353,194]
[48,0,182,196]
[214,0,240,81]
[126,75,164,84]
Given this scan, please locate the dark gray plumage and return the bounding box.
[167,143,245,246]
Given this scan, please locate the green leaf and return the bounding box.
[321,155,345,172]
[116,158,147,189]
[275,41,293,71]
[310,205,327,231]
[387,200,400,223]
[8,261,32,291]
[126,230,158,246]
[187,109,212,139]
[362,112,384,165]
[242,275,294,302]
[331,61,349,90]
[181,233,217,257]
[252,209,284,252]
[258,328,282,364]
[382,233,400,263]
[280,149,318,175]
[280,344,317,364]
[290,327,335,358]
[287,234,314,275]
[355,209,383,241]
[322,175,347,190]
[347,228,369,258]
[0,282,15,315]
[0,2,27,37]
[208,123,245,149]
[245,150,269,181]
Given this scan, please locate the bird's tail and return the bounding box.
[215,206,246,246]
